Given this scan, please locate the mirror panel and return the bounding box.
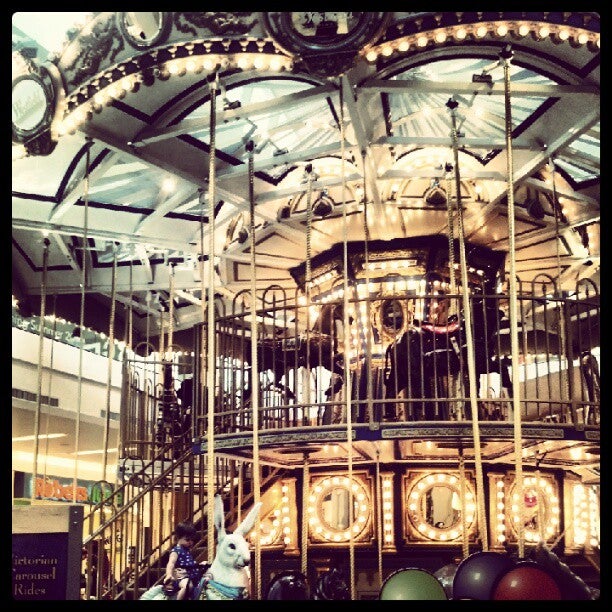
[307,473,374,545]
[403,470,477,544]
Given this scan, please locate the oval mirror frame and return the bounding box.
[404,471,477,543]
[118,12,172,49]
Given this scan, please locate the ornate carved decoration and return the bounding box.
[175,12,258,36]
[261,12,391,77]
[62,15,124,88]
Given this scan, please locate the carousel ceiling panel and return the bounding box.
[180,78,339,167]
[12,12,600,339]
[251,231,307,258]
[397,207,449,238]
[516,237,575,264]
[239,440,372,468]
[464,213,540,248]
[12,134,88,198]
[233,263,295,285]
[386,58,553,155]
[12,229,71,272]
[400,439,503,461]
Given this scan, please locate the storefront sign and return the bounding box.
[19,474,123,506]
[35,477,88,503]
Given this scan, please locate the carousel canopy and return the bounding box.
[12,12,600,345]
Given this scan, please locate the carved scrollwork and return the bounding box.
[62,15,124,88]
[175,12,258,36]
[261,12,391,77]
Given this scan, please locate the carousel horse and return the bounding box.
[195,494,262,600]
[383,288,503,421]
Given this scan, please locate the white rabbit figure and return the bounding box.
[197,494,262,600]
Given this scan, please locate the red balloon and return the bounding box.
[493,565,562,600]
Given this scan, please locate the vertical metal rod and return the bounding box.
[458,446,470,559]
[361,151,374,427]
[32,236,50,502]
[446,97,488,550]
[247,139,262,599]
[339,74,356,601]
[205,73,218,564]
[73,140,92,502]
[304,167,313,417]
[102,243,118,480]
[168,263,175,356]
[501,45,526,558]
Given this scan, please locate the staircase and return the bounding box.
[80,442,286,600]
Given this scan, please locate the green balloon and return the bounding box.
[380,568,448,600]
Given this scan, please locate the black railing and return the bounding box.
[191,282,599,437]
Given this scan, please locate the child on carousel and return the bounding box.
[163,521,205,600]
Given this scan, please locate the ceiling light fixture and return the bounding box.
[72,449,118,456]
[12,433,67,442]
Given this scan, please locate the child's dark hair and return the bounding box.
[175,521,198,540]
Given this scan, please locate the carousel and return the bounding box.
[12,12,600,600]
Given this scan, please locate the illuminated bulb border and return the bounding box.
[57,46,293,135]
[569,481,598,549]
[507,475,560,543]
[248,483,294,548]
[405,471,476,542]
[364,22,600,64]
[381,474,395,549]
[492,476,507,545]
[587,486,600,549]
[307,475,371,543]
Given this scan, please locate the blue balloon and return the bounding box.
[452,551,515,600]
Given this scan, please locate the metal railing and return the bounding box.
[80,440,284,600]
[79,277,599,599]
[194,279,599,435]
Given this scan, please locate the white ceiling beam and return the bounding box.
[134,184,196,234]
[254,173,362,204]
[522,177,599,207]
[12,218,202,255]
[508,105,600,184]
[360,80,599,97]
[375,136,535,149]
[134,244,153,284]
[384,168,507,181]
[81,124,208,190]
[48,151,119,223]
[215,141,357,179]
[51,233,80,274]
[132,83,337,147]
[99,291,160,316]
[340,75,383,216]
